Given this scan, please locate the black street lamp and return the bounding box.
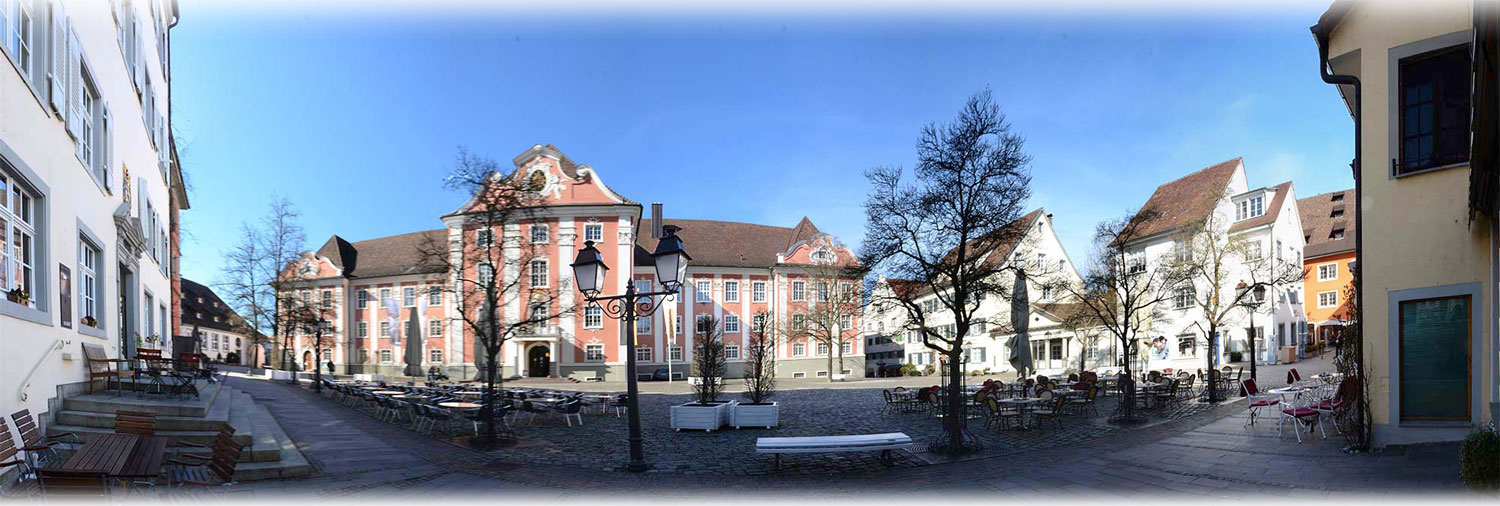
[312,318,330,392]
[571,225,690,473]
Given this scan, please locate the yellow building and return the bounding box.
[1313,0,1497,445]
[1299,190,1357,344]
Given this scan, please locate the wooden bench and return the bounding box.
[82,343,130,396]
[755,432,913,470]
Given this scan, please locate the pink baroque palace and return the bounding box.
[276,145,863,381]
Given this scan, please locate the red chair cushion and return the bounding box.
[1282,408,1318,417]
[1250,399,1279,407]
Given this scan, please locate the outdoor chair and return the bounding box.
[554,401,584,427]
[609,394,628,417]
[1287,368,1302,385]
[167,431,243,493]
[519,401,548,426]
[983,398,1023,431]
[1067,385,1100,416]
[1033,395,1066,431]
[1242,378,1278,426]
[36,469,112,498]
[1277,390,1326,443]
[881,390,900,414]
[1176,375,1196,401]
[1067,373,1080,383]
[82,343,129,396]
[114,413,157,436]
[9,410,77,471]
[0,417,34,482]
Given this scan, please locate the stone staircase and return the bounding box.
[48,380,312,481]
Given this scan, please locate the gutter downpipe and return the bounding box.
[1314,26,1366,416]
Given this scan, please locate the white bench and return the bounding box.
[755,432,913,469]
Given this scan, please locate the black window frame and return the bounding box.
[1397,44,1472,175]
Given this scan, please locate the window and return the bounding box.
[792,342,806,356]
[378,288,391,305]
[429,320,443,337]
[401,287,414,307]
[1041,285,1055,301]
[78,238,100,321]
[1125,252,1146,275]
[475,229,493,249]
[816,282,829,302]
[752,313,767,330]
[840,341,852,355]
[1235,195,1265,221]
[817,343,830,356]
[1318,264,1338,282]
[428,286,441,305]
[841,282,854,302]
[791,281,806,301]
[585,344,604,362]
[695,314,712,334]
[357,289,368,309]
[1318,291,1338,309]
[674,316,682,335]
[357,322,367,337]
[1398,295,1471,421]
[1330,209,1344,219]
[584,223,603,243]
[923,299,939,313]
[379,350,393,363]
[76,69,107,180]
[636,315,651,334]
[724,315,740,333]
[724,281,739,302]
[530,225,549,244]
[1398,46,1471,175]
[529,259,548,287]
[429,349,442,363]
[840,314,852,329]
[1245,240,1264,260]
[380,321,391,337]
[584,306,603,329]
[636,347,652,362]
[752,281,767,302]
[1329,229,1345,241]
[1173,286,1194,309]
[322,289,333,309]
[791,314,806,331]
[669,346,682,361]
[7,0,34,80]
[695,280,711,303]
[793,372,806,378]
[1177,334,1197,356]
[1,169,38,305]
[476,263,494,286]
[724,345,740,360]
[1034,252,1046,271]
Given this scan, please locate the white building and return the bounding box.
[1,0,186,432]
[179,278,256,366]
[865,210,1104,378]
[1118,158,1306,373]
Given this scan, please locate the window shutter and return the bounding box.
[47,0,64,113]
[113,0,124,49]
[65,24,80,139]
[1,0,13,58]
[131,16,143,92]
[102,102,114,191]
[156,111,168,168]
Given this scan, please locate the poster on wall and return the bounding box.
[58,265,72,329]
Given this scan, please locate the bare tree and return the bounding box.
[219,197,306,379]
[1332,267,1370,450]
[1047,209,1185,423]
[413,147,574,449]
[860,89,1032,454]
[791,264,864,381]
[1170,194,1305,403]
[742,312,777,404]
[690,316,727,405]
[281,297,337,391]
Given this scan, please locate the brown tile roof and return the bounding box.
[180,278,261,338]
[1032,302,1102,328]
[950,208,1045,269]
[633,218,807,268]
[885,278,924,299]
[315,229,448,279]
[1127,158,1241,241]
[1297,189,1357,259]
[1227,181,1294,233]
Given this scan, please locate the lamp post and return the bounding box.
[312,318,330,392]
[571,225,690,473]
[1237,281,1262,384]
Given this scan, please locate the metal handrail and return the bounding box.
[18,339,67,402]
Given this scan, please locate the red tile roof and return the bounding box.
[1227,181,1294,233]
[315,229,448,279]
[1297,189,1357,259]
[1127,158,1241,241]
[632,218,815,268]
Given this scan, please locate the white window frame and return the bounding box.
[529,258,549,288]
[584,223,603,243]
[752,281,767,302]
[817,342,830,356]
[402,287,415,307]
[1317,263,1338,282]
[1173,285,1194,310]
[695,280,711,303]
[791,281,806,302]
[2,169,39,306]
[530,224,549,244]
[695,314,712,334]
[723,280,739,302]
[380,350,393,363]
[429,320,442,337]
[724,314,740,333]
[636,315,651,334]
[429,349,443,364]
[322,289,334,310]
[669,346,682,362]
[724,345,740,360]
[635,346,652,362]
[357,289,368,309]
[380,321,391,337]
[792,342,806,357]
[357,322,367,337]
[428,285,441,305]
[1236,195,1265,221]
[840,341,852,355]
[1317,290,1338,309]
[585,344,605,362]
[475,228,493,249]
[584,305,603,329]
[817,282,829,302]
[476,263,494,287]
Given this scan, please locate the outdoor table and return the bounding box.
[439,402,480,409]
[1266,386,1309,403]
[393,395,428,400]
[997,398,1045,429]
[454,391,485,396]
[372,390,404,395]
[52,433,169,480]
[360,386,385,390]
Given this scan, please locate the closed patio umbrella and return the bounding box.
[1007,269,1034,379]
[404,307,424,377]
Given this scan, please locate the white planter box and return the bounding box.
[269,370,294,380]
[730,402,779,429]
[670,401,735,431]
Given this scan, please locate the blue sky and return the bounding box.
[171,2,1353,286]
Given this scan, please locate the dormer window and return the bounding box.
[1330,229,1345,240]
[1330,193,1344,202]
[1330,209,1344,218]
[1235,195,1265,222]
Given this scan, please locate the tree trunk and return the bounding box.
[1204,325,1218,402]
[944,348,964,452]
